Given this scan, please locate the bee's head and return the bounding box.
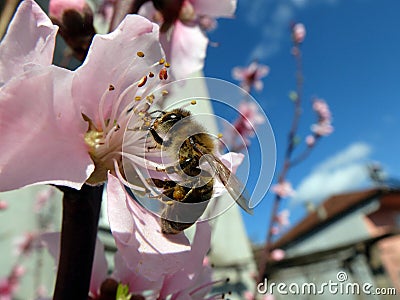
[159,109,191,126]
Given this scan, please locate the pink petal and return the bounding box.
[89,239,108,296]
[106,173,136,245]
[254,80,264,91]
[231,67,247,81]
[219,152,244,174]
[211,152,244,197]
[73,14,164,124]
[191,0,237,18]
[161,21,208,79]
[159,222,211,297]
[0,0,57,84]
[0,67,94,192]
[270,249,286,261]
[107,174,191,281]
[255,65,270,78]
[113,252,163,294]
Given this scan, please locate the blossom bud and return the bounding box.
[49,0,96,61]
[306,135,315,147]
[0,200,8,210]
[49,0,87,21]
[270,249,286,261]
[292,23,306,44]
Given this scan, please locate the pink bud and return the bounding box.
[244,291,255,300]
[271,226,280,235]
[272,181,295,198]
[49,0,87,20]
[293,23,306,43]
[271,249,286,261]
[11,265,26,278]
[306,135,315,147]
[0,200,8,210]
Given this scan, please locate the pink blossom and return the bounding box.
[313,99,331,121]
[0,200,8,211]
[156,222,213,299]
[232,61,270,92]
[275,209,290,227]
[305,135,315,147]
[108,173,200,282]
[270,249,286,261]
[0,278,13,300]
[310,99,333,137]
[13,233,38,256]
[42,219,214,298]
[209,152,246,198]
[139,0,237,78]
[0,265,25,300]
[292,23,306,44]
[311,122,333,136]
[243,290,255,300]
[222,100,266,151]
[0,1,168,193]
[270,226,280,236]
[271,181,295,198]
[34,186,56,212]
[199,16,218,31]
[235,101,266,142]
[36,285,48,298]
[49,0,87,20]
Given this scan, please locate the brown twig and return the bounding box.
[257,42,305,285]
[53,184,103,300]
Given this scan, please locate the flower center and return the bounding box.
[83,53,171,189]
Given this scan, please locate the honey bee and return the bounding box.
[148,108,253,234]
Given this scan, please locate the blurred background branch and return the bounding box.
[0,0,22,40]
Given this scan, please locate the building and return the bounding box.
[256,187,400,299]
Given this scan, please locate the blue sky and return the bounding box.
[204,0,400,243]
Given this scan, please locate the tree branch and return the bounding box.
[53,184,104,300]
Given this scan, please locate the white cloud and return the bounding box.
[242,0,341,61]
[291,142,372,204]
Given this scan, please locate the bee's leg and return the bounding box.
[147,144,158,151]
[157,158,200,176]
[146,187,176,205]
[149,128,165,146]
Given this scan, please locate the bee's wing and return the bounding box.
[194,145,253,215]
